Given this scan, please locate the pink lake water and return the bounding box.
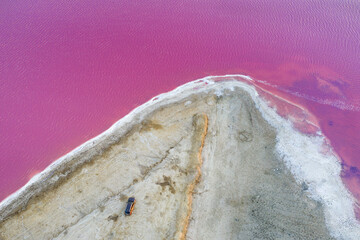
[1,0,360,214]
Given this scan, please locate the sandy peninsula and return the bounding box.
[0,76,358,239]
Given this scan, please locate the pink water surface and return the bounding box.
[1,0,360,211]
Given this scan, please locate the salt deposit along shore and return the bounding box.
[0,76,359,239]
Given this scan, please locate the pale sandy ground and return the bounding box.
[0,85,345,239]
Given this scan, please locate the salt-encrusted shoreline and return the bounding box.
[1,75,359,239]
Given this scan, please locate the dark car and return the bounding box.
[125,197,136,216]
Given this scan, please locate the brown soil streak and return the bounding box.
[179,114,208,240]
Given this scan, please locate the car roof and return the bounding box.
[125,203,132,212]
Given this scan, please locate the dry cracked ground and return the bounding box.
[0,88,335,240]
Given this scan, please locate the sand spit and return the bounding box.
[0,76,359,239]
